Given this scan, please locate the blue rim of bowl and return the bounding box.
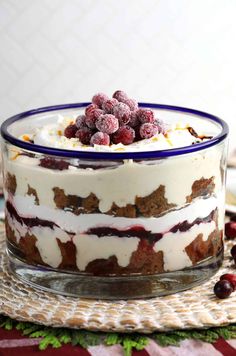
[1,102,229,160]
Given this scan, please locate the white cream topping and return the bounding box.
[154,221,216,271]
[6,145,222,212]
[28,115,208,152]
[73,234,139,270]
[11,194,220,234]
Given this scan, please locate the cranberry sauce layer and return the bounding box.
[5,200,222,275]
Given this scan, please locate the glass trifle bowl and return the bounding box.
[0,101,228,299]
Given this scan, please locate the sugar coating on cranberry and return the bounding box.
[96,114,119,134]
[112,90,128,103]
[85,108,104,129]
[64,124,77,139]
[154,118,168,134]
[92,93,109,108]
[85,103,98,116]
[75,115,86,129]
[102,98,118,113]
[138,108,155,124]
[76,127,93,145]
[129,111,140,128]
[214,279,233,299]
[124,98,138,111]
[113,102,131,125]
[140,123,159,139]
[112,125,135,145]
[90,132,110,146]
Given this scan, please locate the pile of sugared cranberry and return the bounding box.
[64,91,165,146]
[214,218,236,299]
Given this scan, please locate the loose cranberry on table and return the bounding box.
[231,245,236,260]
[225,221,236,239]
[220,274,236,290]
[214,279,234,299]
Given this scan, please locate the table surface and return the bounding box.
[0,327,235,355]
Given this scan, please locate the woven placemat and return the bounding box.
[0,224,236,333]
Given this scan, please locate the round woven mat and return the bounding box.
[0,224,236,333]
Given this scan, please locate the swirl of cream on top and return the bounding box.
[19,115,211,152]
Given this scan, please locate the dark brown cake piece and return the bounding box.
[135,185,176,217]
[185,229,223,264]
[27,184,39,205]
[81,193,99,213]
[106,203,137,218]
[53,187,81,210]
[5,218,44,266]
[5,173,17,195]
[186,177,215,203]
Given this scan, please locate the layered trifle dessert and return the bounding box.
[1,91,228,298]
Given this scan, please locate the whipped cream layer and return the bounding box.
[10,194,222,234]
[6,196,218,272]
[6,144,223,212]
[20,114,211,152]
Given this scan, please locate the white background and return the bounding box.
[1,0,236,149]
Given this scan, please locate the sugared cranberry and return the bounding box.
[214,279,234,299]
[102,98,118,113]
[230,245,236,259]
[113,102,131,125]
[92,93,109,108]
[90,132,110,146]
[134,125,142,141]
[96,114,119,134]
[85,108,104,129]
[138,108,155,124]
[112,125,135,145]
[39,157,69,170]
[75,115,86,129]
[129,111,140,128]
[85,103,98,116]
[140,123,159,139]
[76,127,93,145]
[225,221,236,239]
[112,90,128,103]
[124,98,138,111]
[220,274,236,291]
[154,118,168,135]
[64,124,77,139]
